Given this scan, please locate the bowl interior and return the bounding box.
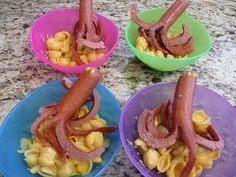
[125,8,212,71]
[30,8,119,74]
[120,82,236,177]
[0,79,121,177]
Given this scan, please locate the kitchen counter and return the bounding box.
[0,0,235,176]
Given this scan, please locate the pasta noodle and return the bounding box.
[90,117,107,128]
[46,31,104,66]
[25,153,38,166]
[195,147,217,169]
[38,147,57,167]
[157,125,169,135]
[143,149,159,170]
[76,160,93,176]
[136,36,148,51]
[85,132,104,150]
[57,160,74,177]
[158,147,173,155]
[134,138,148,152]
[54,31,71,42]
[19,105,109,177]
[73,139,92,153]
[166,161,186,177]
[92,156,102,163]
[135,110,221,177]
[29,165,40,174]
[19,138,31,152]
[157,153,171,173]
[80,122,93,130]
[194,164,203,176]
[192,110,211,133]
[38,166,57,177]
[104,138,110,148]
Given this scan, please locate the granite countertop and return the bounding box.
[0,0,236,176]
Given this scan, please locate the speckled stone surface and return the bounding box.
[0,0,235,176]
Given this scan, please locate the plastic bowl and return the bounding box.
[30,8,120,74]
[119,82,236,177]
[125,8,212,72]
[0,78,121,177]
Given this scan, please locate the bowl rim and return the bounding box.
[29,7,120,72]
[0,77,121,177]
[125,7,213,62]
[119,81,235,177]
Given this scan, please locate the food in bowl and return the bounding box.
[46,0,107,66]
[135,35,188,58]
[131,0,193,57]
[18,68,117,177]
[134,72,224,177]
[46,31,104,66]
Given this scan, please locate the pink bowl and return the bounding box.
[30,8,120,74]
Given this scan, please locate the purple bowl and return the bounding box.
[30,8,119,74]
[119,82,236,177]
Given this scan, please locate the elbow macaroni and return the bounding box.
[20,105,109,177]
[46,31,104,66]
[135,110,222,177]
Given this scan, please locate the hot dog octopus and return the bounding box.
[131,0,193,56]
[31,68,116,161]
[137,72,224,177]
[71,0,107,64]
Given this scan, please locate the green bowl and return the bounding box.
[125,8,212,72]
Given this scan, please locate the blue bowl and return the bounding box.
[0,78,121,177]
